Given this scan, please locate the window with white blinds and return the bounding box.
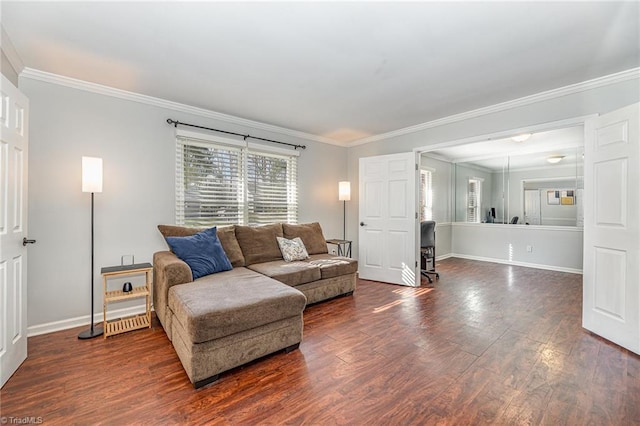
[247,151,298,225]
[467,177,483,223]
[176,134,298,226]
[420,169,433,221]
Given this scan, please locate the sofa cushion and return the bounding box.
[282,222,328,255]
[235,223,284,265]
[277,237,309,262]
[247,259,321,287]
[158,224,201,238]
[306,253,358,279]
[216,226,246,267]
[168,267,306,344]
[165,227,232,279]
[158,224,245,267]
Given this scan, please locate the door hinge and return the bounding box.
[415,212,418,219]
[415,163,419,170]
[415,261,418,267]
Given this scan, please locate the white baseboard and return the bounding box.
[435,253,453,261]
[27,304,153,337]
[450,253,583,274]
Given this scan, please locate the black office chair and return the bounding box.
[510,216,519,224]
[420,221,440,284]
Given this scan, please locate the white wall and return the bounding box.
[21,77,348,332]
[347,77,640,267]
[1,50,18,86]
[451,223,583,273]
[435,223,451,258]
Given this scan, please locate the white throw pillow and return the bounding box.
[277,237,310,262]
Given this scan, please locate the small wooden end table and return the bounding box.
[101,263,153,338]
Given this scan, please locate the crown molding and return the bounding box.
[421,152,451,163]
[1,25,25,74]
[19,67,639,149]
[347,67,640,147]
[19,67,344,147]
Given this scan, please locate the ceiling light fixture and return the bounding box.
[547,155,564,164]
[511,133,532,142]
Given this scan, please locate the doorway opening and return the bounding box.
[414,116,591,285]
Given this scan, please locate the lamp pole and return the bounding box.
[79,157,103,339]
[343,199,346,240]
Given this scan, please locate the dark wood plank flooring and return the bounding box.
[2,258,639,425]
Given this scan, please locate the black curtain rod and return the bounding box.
[166,119,306,150]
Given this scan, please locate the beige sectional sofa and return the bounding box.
[153,222,357,388]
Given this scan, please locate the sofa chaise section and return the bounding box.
[168,267,306,387]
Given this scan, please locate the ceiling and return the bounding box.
[424,126,584,171]
[2,2,639,144]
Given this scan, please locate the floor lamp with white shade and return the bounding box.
[339,181,350,240]
[78,156,104,339]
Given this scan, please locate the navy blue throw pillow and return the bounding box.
[165,227,232,279]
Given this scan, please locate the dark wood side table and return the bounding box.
[326,239,352,258]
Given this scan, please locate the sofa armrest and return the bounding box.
[154,250,193,285]
[153,251,193,328]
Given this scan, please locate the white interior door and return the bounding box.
[524,189,540,225]
[583,102,639,355]
[0,74,29,387]
[358,152,417,286]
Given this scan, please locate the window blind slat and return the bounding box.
[176,136,297,227]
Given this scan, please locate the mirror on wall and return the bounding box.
[453,155,509,224]
[423,125,584,227]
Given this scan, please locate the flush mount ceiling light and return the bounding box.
[547,155,565,164]
[511,133,532,142]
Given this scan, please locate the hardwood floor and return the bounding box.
[2,258,639,425]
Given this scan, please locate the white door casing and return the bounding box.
[358,152,417,286]
[0,74,29,387]
[583,103,639,355]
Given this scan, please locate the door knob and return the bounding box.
[22,237,36,246]
[360,222,366,226]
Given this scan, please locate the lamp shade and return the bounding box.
[339,181,351,201]
[82,156,103,193]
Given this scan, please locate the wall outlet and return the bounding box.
[526,245,533,253]
[330,248,337,255]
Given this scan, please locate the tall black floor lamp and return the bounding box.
[338,181,351,240]
[78,156,104,340]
